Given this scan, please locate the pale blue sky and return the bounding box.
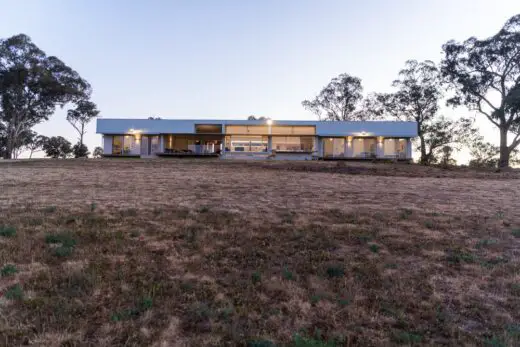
[1,0,519,160]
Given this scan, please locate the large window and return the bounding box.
[112,135,135,155]
[225,136,268,152]
[384,138,407,158]
[195,124,222,134]
[323,138,345,157]
[272,136,314,152]
[225,125,315,135]
[225,125,269,134]
[271,126,315,135]
[352,138,377,158]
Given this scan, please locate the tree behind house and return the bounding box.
[302,73,370,121]
[365,60,476,164]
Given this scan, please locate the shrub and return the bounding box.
[0,226,16,237]
[1,264,18,277]
[72,143,90,158]
[511,229,520,238]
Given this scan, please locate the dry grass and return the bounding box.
[1,159,520,346]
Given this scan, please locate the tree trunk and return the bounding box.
[419,134,428,165]
[498,127,510,168]
[80,123,84,146]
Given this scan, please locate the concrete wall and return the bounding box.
[103,136,112,154]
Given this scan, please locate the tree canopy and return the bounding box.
[302,74,369,121]
[0,34,91,159]
[441,14,520,168]
[67,100,99,146]
[43,136,72,159]
[365,60,476,164]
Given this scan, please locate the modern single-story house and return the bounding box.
[96,118,418,160]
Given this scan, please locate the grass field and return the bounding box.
[1,159,520,346]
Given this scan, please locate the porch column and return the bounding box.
[346,136,353,157]
[376,136,384,158]
[267,136,273,152]
[406,139,412,159]
[159,135,165,153]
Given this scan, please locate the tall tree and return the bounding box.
[66,100,99,146]
[0,34,91,159]
[25,133,48,159]
[441,14,520,168]
[366,60,476,164]
[302,74,368,121]
[42,136,72,159]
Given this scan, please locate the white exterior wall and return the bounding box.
[103,136,112,154]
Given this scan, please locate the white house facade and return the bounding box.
[96,118,418,160]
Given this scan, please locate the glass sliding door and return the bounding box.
[323,138,345,157]
[112,136,123,155]
[225,136,268,152]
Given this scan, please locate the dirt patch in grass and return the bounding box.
[0,159,520,345]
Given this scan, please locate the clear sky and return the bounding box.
[1,0,519,161]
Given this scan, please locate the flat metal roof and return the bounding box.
[97,118,418,137]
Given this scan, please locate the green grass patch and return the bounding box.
[399,208,413,220]
[292,333,337,347]
[393,331,423,344]
[424,220,435,229]
[45,232,77,247]
[310,294,322,305]
[247,340,276,347]
[0,226,16,237]
[42,205,57,213]
[282,266,294,281]
[337,297,350,307]
[247,339,276,347]
[476,239,498,249]
[446,249,476,264]
[111,296,153,321]
[5,284,23,300]
[369,244,380,253]
[1,264,18,277]
[54,246,73,257]
[326,266,344,278]
[252,271,261,284]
